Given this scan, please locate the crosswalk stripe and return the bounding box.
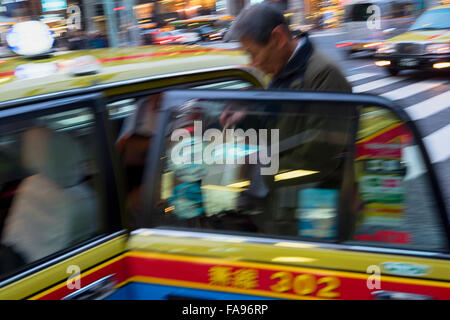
[423,124,450,163]
[405,91,450,121]
[346,73,378,82]
[349,64,374,72]
[309,32,345,38]
[381,80,446,101]
[403,145,427,181]
[352,77,403,93]
[349,72,450,164]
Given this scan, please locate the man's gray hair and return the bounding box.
[225,3,289,44]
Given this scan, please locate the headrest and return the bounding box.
[22,127,85,188]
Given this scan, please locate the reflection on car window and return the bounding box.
[151,99,355,240]
[106,79,255,228]
[0,108,105,276]
[349,106,447,252]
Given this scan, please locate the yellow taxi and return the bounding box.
[0,22,449,300]
[375,4,450,75]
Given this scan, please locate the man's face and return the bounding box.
[240,35,279,76]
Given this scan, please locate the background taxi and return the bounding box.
[375,4,450,75]
[0,22,448,300]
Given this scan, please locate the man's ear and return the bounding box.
[270,25,289,49]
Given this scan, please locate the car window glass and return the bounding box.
[347,106,447,252]
[149,98,356,240]
[349,3,373,21]
[0,107,106,277]
[409,8,450,30]
[105,79,254,228]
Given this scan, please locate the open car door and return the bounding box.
[0,94,127,300]
[114,89,450,300]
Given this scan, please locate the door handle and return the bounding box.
[62,274,117,300]
[372,290,434,300]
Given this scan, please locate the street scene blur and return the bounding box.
[0,0,449,301]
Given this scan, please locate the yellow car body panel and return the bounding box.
[385,30,450,43]
[126,230,450,282]
[0,233,127,300]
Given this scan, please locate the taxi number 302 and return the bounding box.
[270,272,341,299]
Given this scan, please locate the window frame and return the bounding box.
[139,89,450,255]
[0,92,123,282]
[103,72,264,105]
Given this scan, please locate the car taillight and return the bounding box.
[336,42,354,48]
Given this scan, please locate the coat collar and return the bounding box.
[269,33,314,89]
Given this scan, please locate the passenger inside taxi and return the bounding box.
[1,126,99,264]
[115,94,162,227]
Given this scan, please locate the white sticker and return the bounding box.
[381,262,430,277]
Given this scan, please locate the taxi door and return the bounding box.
[0,93,128,300]
[116,89,450,300]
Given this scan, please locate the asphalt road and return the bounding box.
[203,34,450,220]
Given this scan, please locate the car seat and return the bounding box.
[2,127,99,263]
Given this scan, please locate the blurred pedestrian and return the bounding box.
[53,33,70,51]
[221,3,355,236]
[87,31,108,49]
[225,3,351,93]
[68,31,89,50]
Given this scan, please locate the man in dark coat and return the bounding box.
[221,4,356,237]
[223,3,351,94]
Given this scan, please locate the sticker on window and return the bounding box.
[297,188,338,239]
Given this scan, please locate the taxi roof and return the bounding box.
[0,44,252,104]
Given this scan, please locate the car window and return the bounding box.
[409,8,450,30]
[105,79,255,228]
[139,92,447,253]
[347,106,447,252]
[348,3,373,22]
[148,97,356,240]
[0,107,106,277]
[201,27,214,33]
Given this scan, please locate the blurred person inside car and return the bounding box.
[116,94,163,226]
[2,127,99,263]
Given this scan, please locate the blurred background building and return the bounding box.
[0,0,448,49]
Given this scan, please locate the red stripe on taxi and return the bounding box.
[0,48,229,78]
[36,257,127,300]
[426,30,450,41]
[122,254,450,300]
[35,252,450,300]
[98,48,223,63]
[0,71,14,78]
